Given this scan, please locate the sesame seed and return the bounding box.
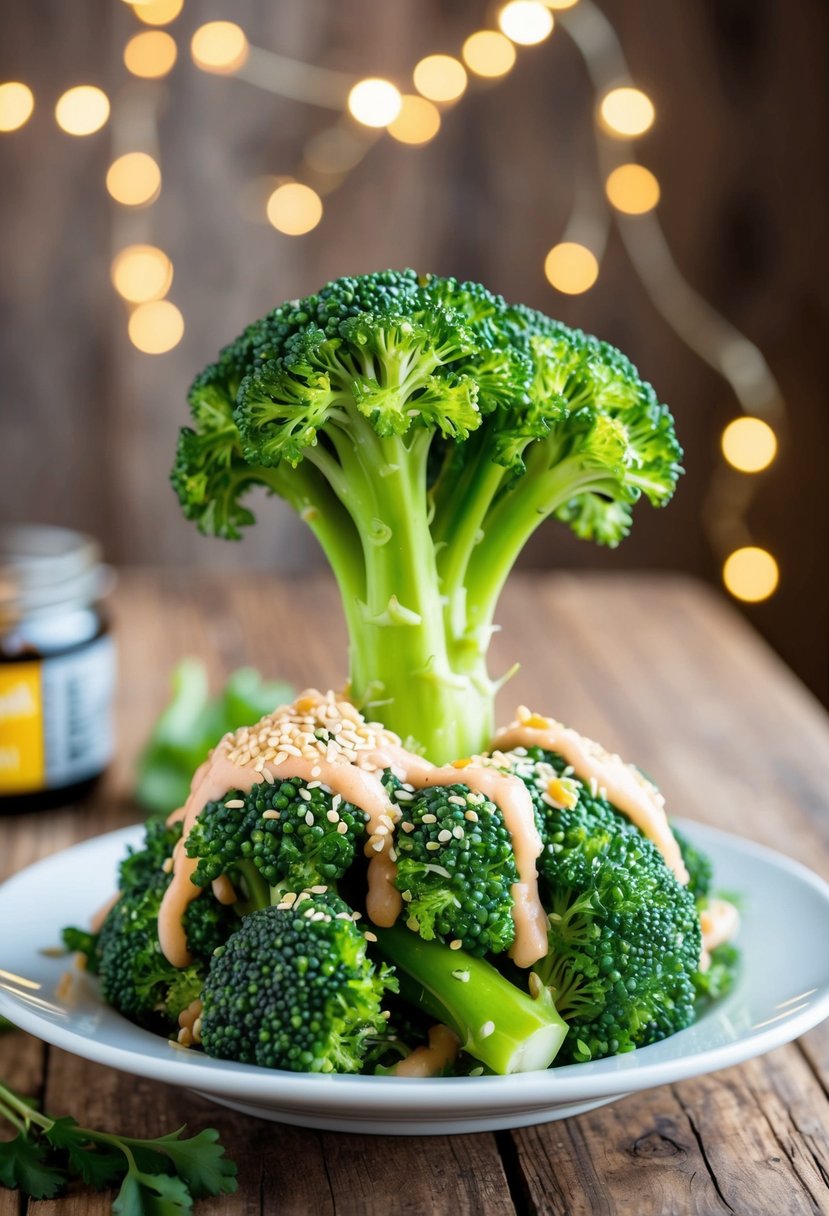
[425,841,440,851]
[468,1066,484,1076]
[479,1021,495,1038]
[311,766,322,778]
[371,839,385,852]
[452,826,465,840]
[364,931,378,943]
[262,768,275,784]
[449,939,462,950]
[311,911,326,922]
[224,799,245,809]
[262,809,280,820]
[448,795,466,807]
[310,884,328,894]
[304,810,315,827]
[336,821,349,834]
[299,787,312,802]
[401,821,415,833]
[437,829,452,843]
[326,809,340,823]
[464,810,479,823]
[422,814,437,824]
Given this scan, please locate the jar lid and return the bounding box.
[0,525,113,623]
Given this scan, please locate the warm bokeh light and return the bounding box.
[124,31,178,79]
[347,78,402,128]
[412,55,467,103]
[599,87,655,137]
[128,300,184,354]
[461,31,517,78]
[133,0,183,26]
[111,245,173,304]
[54,86,110,136]
[544,242,599,294]
[543,0,580,7]
[498,2,554,46]
[266,182,323,235]
[0,82,34,132]
[387,95,441,145]
[605,163,660,214]
[723,547,779,603]
[106,152,161,206]
[191,22,249,74]
[721,417,778,473]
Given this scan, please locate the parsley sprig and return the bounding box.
[0,1078,237,1213]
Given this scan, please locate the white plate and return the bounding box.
[1,821,828,1135]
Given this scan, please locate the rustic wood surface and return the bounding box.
[1,568,828,1216]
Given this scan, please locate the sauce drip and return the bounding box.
[393,1024,460,1077]
[494,709,689,885]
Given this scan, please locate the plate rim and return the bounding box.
[1,818,828,1111]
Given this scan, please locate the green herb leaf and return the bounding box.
[148,1126,238,1197]
[0,1134,64,1199]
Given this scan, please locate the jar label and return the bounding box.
[0,636,115,793]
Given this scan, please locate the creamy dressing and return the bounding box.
[393,1023,460,1077]
[90,890,122,934]
[494,714,689,886]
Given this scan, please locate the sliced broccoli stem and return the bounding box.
[374,926,568,1074]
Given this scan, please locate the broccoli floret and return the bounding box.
[183,778,367,903]
[172,270,681,761]
[532,823,701,1064]
[61,926,99,973]
[118,817,181,895]
[374,926,568,1074]
[694,941,740,1005]
[96,885,205,1032]
[200,891,395,1072]
[392,782,518,956]
[672,824,714,899]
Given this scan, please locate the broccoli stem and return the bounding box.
[374,926,568,1074]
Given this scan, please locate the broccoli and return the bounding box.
[374,926,568,1074]
[183,777,367,905]
[672,824,714,899]
[200,891,395,1072]
[693,941,740,1005]
[172,270,681,761]
[391,781,519,956]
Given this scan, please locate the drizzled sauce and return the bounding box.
[494,711,689,885]
[393,1024,460,1077]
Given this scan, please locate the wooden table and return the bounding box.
[2,569,829,1216]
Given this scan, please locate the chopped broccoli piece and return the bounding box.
[694,941,740,1005]
[374,926,568,1074]
[200,892,395,1073]
[183,778,367,899]
[673,824,714,899]
[391,782,518,956]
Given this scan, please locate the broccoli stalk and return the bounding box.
[374,926,568,1074]
[172,271,681,760]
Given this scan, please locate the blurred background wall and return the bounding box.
[1,0,827,703]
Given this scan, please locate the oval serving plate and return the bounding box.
[1,821,828,1135]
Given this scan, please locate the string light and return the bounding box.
[124,31,178,79]
[111,245,173,303]
[132,0,183,27]
[722,547,779,603]
[387,95,441,145]
[128,299,184,353]
[461,31,517,78]
[266,182,323,235]
[191,23,249,75]
[54,86,110,136]
[412,55,467,104]
[498,2,555,46]
[544,242,599,294]
[0,82,34,132]
[605,163,660,214]
[721,417,777,473]
[347,79,402,128]
[106,152,161,206]
[599,87,655,137]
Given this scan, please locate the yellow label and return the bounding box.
[0,662,44,792]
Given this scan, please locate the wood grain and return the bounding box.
[2,568,829,1215]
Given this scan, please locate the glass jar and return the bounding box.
[0,525,115,812]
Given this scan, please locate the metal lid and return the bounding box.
[0,525,113,623]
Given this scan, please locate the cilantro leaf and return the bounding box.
[148,1126,238,1197]
[46,1116,125,1189]
[114,1169,194,1216]
[0,1134,64,1199]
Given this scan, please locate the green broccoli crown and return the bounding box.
[118,817,181,895]
[390,779,519,956]
[672,824,714,900]
[96,884,205,1031]
[183,778,368,901]
[499,747,701,1063]
[200,891,396,1073]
